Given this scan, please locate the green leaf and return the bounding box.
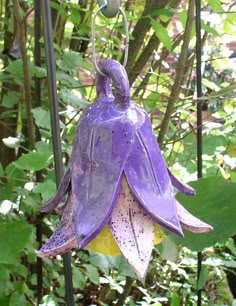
[170,292,181,306]
[158,236,179,262]
[89,251,117,274]
[151,8,174,18]
[31,65,47,78]
[72,267,86,290]
[5,60,45,80]
[0,265,11,295]
[56,71,81,87]
[179,11,187,29]
[208,0,223,12]
[173,177,236,251]
[14,152,52,171]
[83,264,100,284]
[0,163,4,177]
[69,4,81,26]
[143,92,159,112]
[226,238,236,256]
[197,266,208,290]
[5,59,24,78]
[151,8,174,22]
[9,291,30,306]
[199,81,236,100]
[0,219,34,264]
[202,78,221,91]
[151,19,172,52]
[201,21,221,37]
[1,92,19,108]
[32,107,51,130]
[5,163,27,187]
[34,179,56,202]
[58,89,89,109]
[62,51,82,70]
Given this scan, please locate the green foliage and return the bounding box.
[0,0,236,305]
[0,219,35,264]
[151,19,172,52]
[174,177,236,251]
[13,151,53,171]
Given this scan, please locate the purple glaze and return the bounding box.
[41,167,71,212]
[167,168,196,196]
[97,60,130,109]
[124,109,183,236]
[73,117,134,248]
[38,192,77,258]
[39,59,213,276]
[96,71,113,100]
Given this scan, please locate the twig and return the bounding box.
[12,0,35,150]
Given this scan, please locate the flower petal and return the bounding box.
[176,201,213,233]
[73,115,134,249]
[167,168,196,196]
[109,175,155,280]
[37,193,77,258]
[86,225,121,256]
[40,122,83,213]
[125,112,183,236]
[40,167,71,213]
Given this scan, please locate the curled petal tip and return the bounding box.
[181,223,214,233]
[37,238,77,258]
[168,168,196,196]
[176,201,213,233]
[40,168,71,212]
[38,193,77,257]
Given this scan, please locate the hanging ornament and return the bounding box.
[38,60,213,279]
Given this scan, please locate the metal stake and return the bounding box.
[41,1,74,304]
[195,0,203,305]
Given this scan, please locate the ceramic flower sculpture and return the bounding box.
[38,60,213,279]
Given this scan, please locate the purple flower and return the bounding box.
[38,60,213,279]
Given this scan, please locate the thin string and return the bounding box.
[41,1,74,305]
[195,0,203,305]
[91,5,129,75]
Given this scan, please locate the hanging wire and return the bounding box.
[91,4,129,75]
[195,0,203,305]
[41,1,74,305]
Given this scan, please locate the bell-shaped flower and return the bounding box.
[38,60,213,279]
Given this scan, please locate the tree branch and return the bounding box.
[129,0,181,86]
[126,0,171,77]
[12,0,35,150]
[157,0,195,147]
[133,33,184,98]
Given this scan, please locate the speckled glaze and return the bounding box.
[38,60,213,279]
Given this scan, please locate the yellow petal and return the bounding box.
[87,220,165,256]
[154,224,165,244]
[86,225,121,256]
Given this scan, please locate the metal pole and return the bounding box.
[41,1,74,305]
[34,1,43,302]
[195,0,203,305]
